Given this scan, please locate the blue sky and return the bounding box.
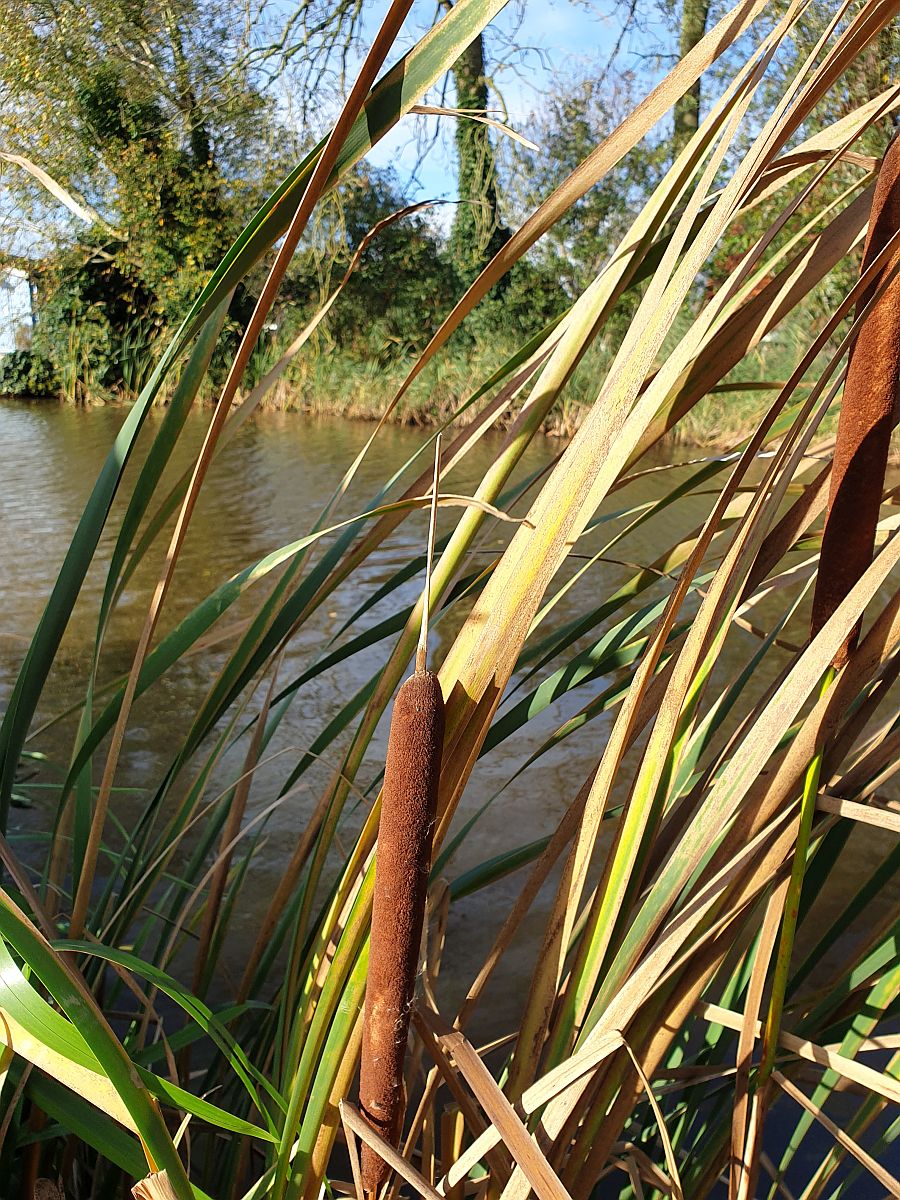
[0,271,32,353]
[362,0,670,208]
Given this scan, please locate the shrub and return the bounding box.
[0,349,59,397]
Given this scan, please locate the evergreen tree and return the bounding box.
[672,0,710,155]
[446,29,510,283]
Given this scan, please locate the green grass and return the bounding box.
[224,314,822,446]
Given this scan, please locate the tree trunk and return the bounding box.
[449,31,509,282]
[673,0,710,156]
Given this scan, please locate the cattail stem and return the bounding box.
[757,665,833,1091]
[416,434,442,675]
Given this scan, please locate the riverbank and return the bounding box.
[4,342,857,450]
[232,340,834,447]
[239,375,900,464]
[5,305,854,447]
[2,376,844,451]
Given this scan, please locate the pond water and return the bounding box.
[1,398,897,1067]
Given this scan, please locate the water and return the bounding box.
[1,400,897,1090]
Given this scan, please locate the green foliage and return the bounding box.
[71,60,242,319]
[508,74,665,300]
[30,238,159,398]
[449,33,510,283]
[707,1,899,309]
[0,348,58,396]
[276,166,563,375]
[0,0,281,398]
[286,168,461,362]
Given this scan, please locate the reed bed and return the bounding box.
[1,2,900,1199]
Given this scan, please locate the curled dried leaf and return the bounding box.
[132,1172,179,1200]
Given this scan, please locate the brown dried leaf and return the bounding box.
[132,1172,179,1200]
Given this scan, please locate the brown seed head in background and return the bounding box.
[810,132,900,665]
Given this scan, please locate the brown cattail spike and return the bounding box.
[358,668,445,1195]
[811,133,900,665]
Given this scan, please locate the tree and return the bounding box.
[241,0,515,285]
[507,71,662,298]
[0,0,287,391]
[1,0,278,245]
[445,25,510,283]
[281,165,460,361]
[672,0,710,155]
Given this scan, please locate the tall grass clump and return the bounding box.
[1,2,900,1199]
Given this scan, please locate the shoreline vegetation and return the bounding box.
[0,370,870,455]
[0,319,857,449]
[0,380,827,448]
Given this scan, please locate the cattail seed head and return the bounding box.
[359,669,445,1195]
[811,133,900,665]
